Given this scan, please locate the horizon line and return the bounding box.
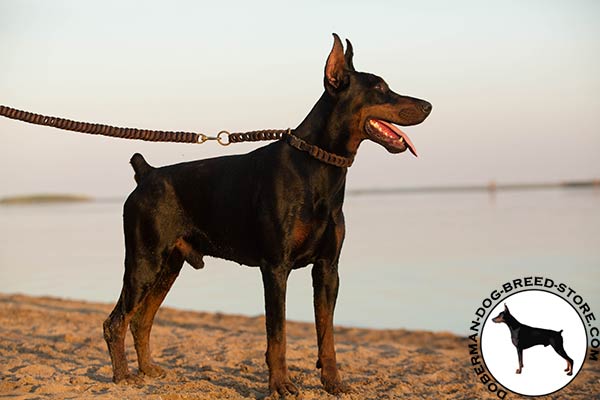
[1,179,599,204]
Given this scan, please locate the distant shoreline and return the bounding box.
[1,179,598,204]
[0,194,92,205]
[347,179,600,196]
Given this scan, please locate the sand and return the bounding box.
[0,294,598,399]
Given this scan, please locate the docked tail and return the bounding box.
[130,153,154,183]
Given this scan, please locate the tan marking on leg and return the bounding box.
[130,270,179,377]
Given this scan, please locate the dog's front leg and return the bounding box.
[516,348,523,374]
[261,265,298,398]
[312,260,348,394]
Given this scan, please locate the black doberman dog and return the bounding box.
[103,34,432,397]
[492,304,574,375]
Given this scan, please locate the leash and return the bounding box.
[0,105,353,168]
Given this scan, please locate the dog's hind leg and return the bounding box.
[103,291,140,384]
[103,252,162,384]
[130,249,184,378]
[103,198,171,384]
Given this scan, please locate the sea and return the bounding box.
[1,188,598,335]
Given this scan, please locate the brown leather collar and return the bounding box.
[283,131,354,168]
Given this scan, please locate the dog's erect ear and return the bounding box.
[344,39,355,71]
[324,33,348,91]
[504,303,509,312]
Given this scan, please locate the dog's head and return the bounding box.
[492,304,511,323]
[324,34,432,155]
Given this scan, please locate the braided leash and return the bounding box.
[0,105,353,168]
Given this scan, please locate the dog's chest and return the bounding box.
[288,213,326,252]
[284,199,341,263]
[511,328,521,347]
[290,219,314,248]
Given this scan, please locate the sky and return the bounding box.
[1,0,599,198]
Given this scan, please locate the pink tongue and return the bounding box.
[379,120,418,157]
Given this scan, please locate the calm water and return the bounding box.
[1,188,599,335]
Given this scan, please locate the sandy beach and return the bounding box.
[0,294,598,399]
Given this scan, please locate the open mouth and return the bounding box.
[365,119,418,157]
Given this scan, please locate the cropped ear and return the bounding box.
[324,33,348,91]
[344,39,355,71]
[504,303,509,312]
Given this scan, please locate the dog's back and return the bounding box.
[518,324,563,349]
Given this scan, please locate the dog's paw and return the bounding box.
[113,371,145,385]
[266,377,300,399]
[321,370,350,395]
[515,368,522,374]
[140,363,166,378]
[322,379,350,395]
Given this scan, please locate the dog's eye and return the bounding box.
[374,83,388,93]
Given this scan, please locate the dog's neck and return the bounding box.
[503,313,522,330]
[293,92,361,160]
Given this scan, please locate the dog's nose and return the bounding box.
[421,101,432,115]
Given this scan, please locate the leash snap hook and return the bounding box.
[197,133,209,144]
[196,131,230,146]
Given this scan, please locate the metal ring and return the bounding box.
[217,130,230,146]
